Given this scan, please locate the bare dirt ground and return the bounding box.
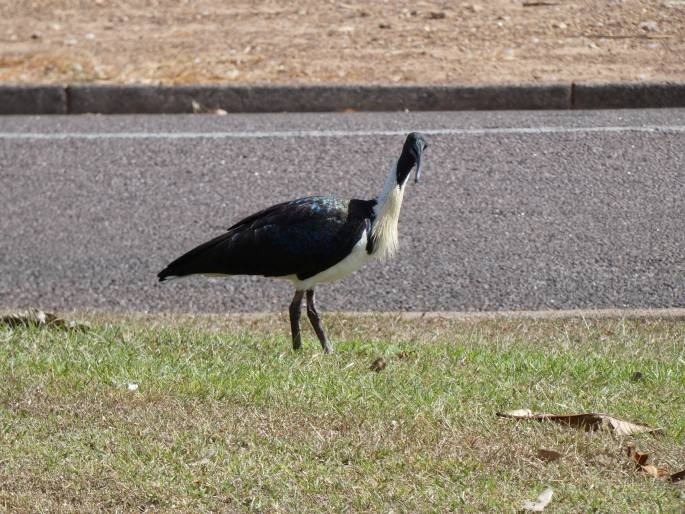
[0,0,684,86]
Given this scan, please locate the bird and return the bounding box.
[158,132,428,353]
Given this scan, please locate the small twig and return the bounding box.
[523,1,560,6]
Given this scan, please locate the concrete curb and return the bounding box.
[572,81,685,109]
[65,83,572,114]
[1,81,684,115]
[0,85,67,114]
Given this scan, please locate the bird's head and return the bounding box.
[396,132,428,186]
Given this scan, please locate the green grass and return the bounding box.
[1,315,684,512]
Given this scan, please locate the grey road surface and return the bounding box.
[1,110,684,313]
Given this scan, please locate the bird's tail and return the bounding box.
[158,233,231,282]
[158,262,187,282]
[157,267,178,282]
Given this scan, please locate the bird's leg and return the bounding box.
[289,290,305,351]
[306,289,332,354]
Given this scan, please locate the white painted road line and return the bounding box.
[1,125,685,140]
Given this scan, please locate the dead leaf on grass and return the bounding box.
[0,309,89,331]
[626,444,649,466]
[642,464,669,478]
[522,487,553,512]
[669,469,685,483]
[502,408,535,418]
[496,409,663,436]
[626,444,672,479]
[537,448,563,462]
[370,357,386,372]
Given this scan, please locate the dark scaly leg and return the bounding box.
[289,290,304,351]
[306,289,332,354]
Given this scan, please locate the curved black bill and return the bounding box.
[414,141,427,183]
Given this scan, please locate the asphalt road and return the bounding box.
[1,109,684,313]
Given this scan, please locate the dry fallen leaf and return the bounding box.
[670,469,685,483]
[642,464,669,478]
[503,408,534,418]
[522,487,553,512]
[626,444,669,478]
[370,357,386,372]
[0,309,89,331]
[626,444,649,466]
[1,309,54,327]
[496,409,663,436]
[605,416,662,436]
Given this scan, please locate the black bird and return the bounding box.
[158,132,428,353]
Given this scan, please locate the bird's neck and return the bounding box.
[370,163,407,260]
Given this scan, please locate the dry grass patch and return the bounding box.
[1,316,684,512]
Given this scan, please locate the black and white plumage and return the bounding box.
[158,132,428,353]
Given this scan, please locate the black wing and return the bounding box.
[158,196,376,281]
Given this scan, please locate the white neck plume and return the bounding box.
[370,163,406,260]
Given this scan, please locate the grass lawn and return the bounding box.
[1,314,684,512]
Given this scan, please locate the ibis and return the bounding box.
[158,132,428,353]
